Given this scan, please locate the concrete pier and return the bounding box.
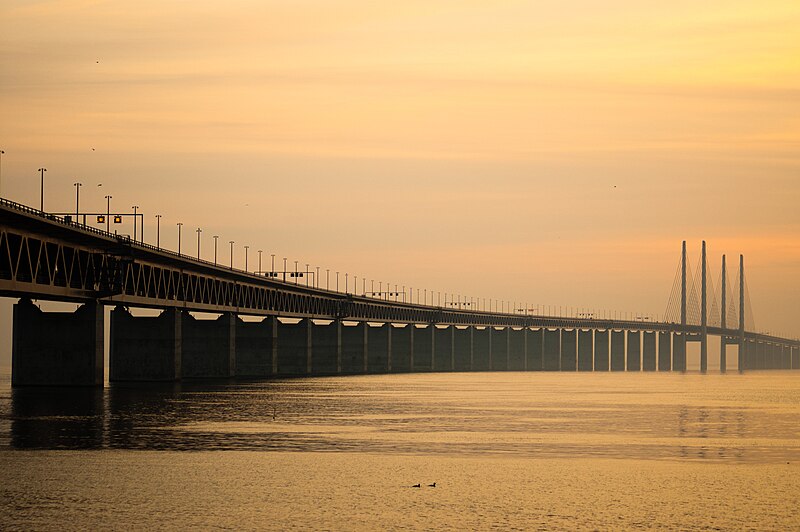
[453,326,472,371]
[473,327,491,371]
[594,330,610,371]
[110,306,181,382]
[577,330,593,371]
[367,323,391,372]
[543,329,561,371]
[658,332,671,372]
[508,328,526,371]
[341,322,368,374]
[627,331,641,371]
[277,318,312,375]
[611,330,625,371]
[756,342,766,370]
[413,325,434,371]
[12,299,104,387]
[392,324,413,372]
[527,328,544,370]
[433,326,454,371]
[235,316,277,378]
[490,327,508,371]
[792,346,799,369]
[642,331,656,372]
[182,313,236,378]
[673,333,686,372]
[311,320,340,375]
[560,329,577,371]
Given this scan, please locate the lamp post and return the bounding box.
[244,245,249,272]
[283,257,287,282]
[213,235,218,264]
[345,273,349,293]
[229,241,235,269]
[316,266,320,288]
[131,205,139,241]
[196,228,202,259]
[258,250,263,274]
[0,149,5,196]
[271,254,275,276]
[155,215,162,248]
[305,263,309,286]
[38,167,47,211]
[105,195,112,232]
[326,269,330,290]
[177,222,183,254]
[336,271,339,292]
[73,182,82,222]
[294,260,298,284]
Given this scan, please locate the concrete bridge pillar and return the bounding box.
[367,323,391,372]
[12,298,104,387]
[453,326,473,370]
[755,342,766,369]
[658,332,671,372]
[610,330,625,371]
[235,316,277,377]
[277,318,312,376]
[391,324,414,372]
[508,328,526,371]
[490,327,509,371]
[473,327,491,371]
[594,330,610,371]
[182,312,236,378]
[782,345,792,369]
[413,325,434,371]
[433,325,455,371]
[673,333,686,372]
[577,330,593,371]
[341,322,368,374]
[792,346,799,369]
[110,306,181,382]
[642,331,656,372]
[627,331,641,371]
[560,329,577,371]
[311,320,340,375]
[527,328,544,371]
[543,329,561,371]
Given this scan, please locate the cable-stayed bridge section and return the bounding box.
[1,198,797,386]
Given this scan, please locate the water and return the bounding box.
[1,372,799,530]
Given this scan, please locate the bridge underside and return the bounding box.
[10,299,800,386]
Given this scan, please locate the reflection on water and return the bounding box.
[2,372,799,462]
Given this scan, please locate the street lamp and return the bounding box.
[73,182,82,222]
[316,266,320,288]
[213,235,218,264]
[177,222,183,254]
[258,250,263,274]
[38,167,47,211]
[229,241,235,269]
[155,215,162,248]
[305,263,309,286]
[245,245,249,271]
[0,149,5,196]
[105,195,112,232]
[336,271,339,292]
[271,254,275,276]
[196,228,202,259]
[293,260,298,284]
[131,205,139,241]
[283,258,287,282]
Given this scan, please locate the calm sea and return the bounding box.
[1,371,799,530]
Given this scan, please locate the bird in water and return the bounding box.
[428,482,436,488]
[412,483,421,488]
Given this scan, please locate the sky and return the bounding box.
[1,0,799,366]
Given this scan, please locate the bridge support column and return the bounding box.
[490,327,509,370]
[110,306,181,382]
[673,333,686,372]
[658,332,671,372]
[577,329,593,371]
[610,330,625,371]
[543,329,561,371]
[527,328,543,371]
[782,345,792,369]
[182,312,236,378]
[413,325,434,371]
[277,318,312,375]
[560,329,577,371]
[627,331,641,371]
[594,330,609,371]
[792,346,799,370]
[642,331,656,372]
[453,326,472,371]
[473,327,491,371]
[342,322,368,374]
[235,316,277,377]
[433,326,454,371]
[12,298,104,387]
[508,328,526,371]
[311,320,340,375]
[391,324,413,372]
[756,342,766,370]
[367,323,391,373]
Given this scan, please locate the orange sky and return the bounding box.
[1,0,799,349]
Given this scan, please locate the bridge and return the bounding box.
[1,197,797,386]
